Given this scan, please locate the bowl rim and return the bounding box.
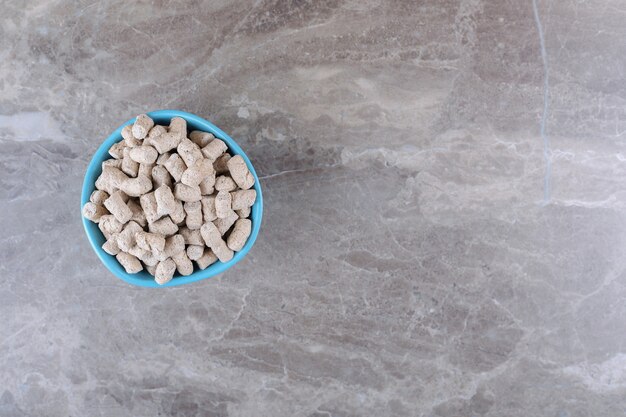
[81,109,263,287]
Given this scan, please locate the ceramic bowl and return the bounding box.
[81,110,263,287]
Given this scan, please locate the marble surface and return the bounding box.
[1,0,626,415]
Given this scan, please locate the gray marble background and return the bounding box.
[1,0,626,416]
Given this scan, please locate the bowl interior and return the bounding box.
[81,110,263,287]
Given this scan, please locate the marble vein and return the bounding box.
[532,0,552,204]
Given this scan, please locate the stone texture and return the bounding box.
[1,0,626,416]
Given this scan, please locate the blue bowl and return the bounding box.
[81,110,263,287]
